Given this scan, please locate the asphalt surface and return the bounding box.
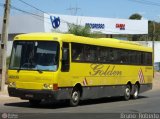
[0,89,160,119]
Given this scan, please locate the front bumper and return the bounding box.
[8,87,72,100]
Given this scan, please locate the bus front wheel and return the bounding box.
[124,85,131,101]
[69,89,80,106]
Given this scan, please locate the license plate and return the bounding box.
[25,94,34,98]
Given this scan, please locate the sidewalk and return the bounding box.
[0,73,11,101]
[0,85,21,103]
[0,85,10,100]
[0,73,10,100]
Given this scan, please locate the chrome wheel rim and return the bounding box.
[125,88,130,97]
[134,87,138,98]
[72,91,79,102]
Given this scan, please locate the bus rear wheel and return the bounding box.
[69,89,80,107]
[124,85,131,101]
[132,84,139,99]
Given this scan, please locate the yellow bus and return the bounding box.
[8,33,153,106]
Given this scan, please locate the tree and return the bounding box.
[67,24,102,38]
[128,14,160,41]
[68,24,91,37]
[129,13,143,41]
[129,13,142,20]
[148,21,160,41]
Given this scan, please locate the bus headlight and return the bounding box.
[9,82,16,87]
[43,84,53,89]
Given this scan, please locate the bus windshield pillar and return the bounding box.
[61,42,70,72]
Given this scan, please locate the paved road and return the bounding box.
[0,89,160,119]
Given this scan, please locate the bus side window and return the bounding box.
[72,43,84,61]
[61,42,70,72]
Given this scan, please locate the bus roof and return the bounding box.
[14,32,152,52]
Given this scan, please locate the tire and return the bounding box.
[29,99,41,106]
[132,84,139,99]
[124,85,131,101]
[69,89,80,107]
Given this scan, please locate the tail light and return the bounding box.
[53,83,58,90]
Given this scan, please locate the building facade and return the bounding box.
[0,13,148,38]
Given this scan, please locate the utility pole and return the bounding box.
[66,2,80,16]
[67,7,80,16]
[0,0,10,91]
[152,21,155,78]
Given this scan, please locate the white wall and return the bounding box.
[0,41,12,57]
[7,41,13,57]
[0,14,148,35]
[0,14,45,34]
[0,41,12,68]
[137,41,160,63]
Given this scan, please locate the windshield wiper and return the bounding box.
[17,68,21,73]
[17,64,22,73]
[36,69,43,73]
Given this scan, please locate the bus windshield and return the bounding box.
[9,41,59,72]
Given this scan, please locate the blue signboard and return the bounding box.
[50,16,61,29]
[85,23,105,29]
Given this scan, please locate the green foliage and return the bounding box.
[128,13,160,41]
[129,13,142,20]
[148,21,160,41]
[68,24,91,37]
[67,24,102,38]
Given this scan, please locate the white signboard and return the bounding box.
[44,13,148,34]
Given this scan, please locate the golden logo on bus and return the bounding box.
[89,64,122,77]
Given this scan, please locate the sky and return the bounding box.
[0,0,160,21]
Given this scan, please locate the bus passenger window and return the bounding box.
[120,50,129,64]
[84,45,97,62]
[98,47,109,63]
[72,43,84,61]
[72,48,83,61]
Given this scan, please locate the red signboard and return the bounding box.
[116,24,125,30]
